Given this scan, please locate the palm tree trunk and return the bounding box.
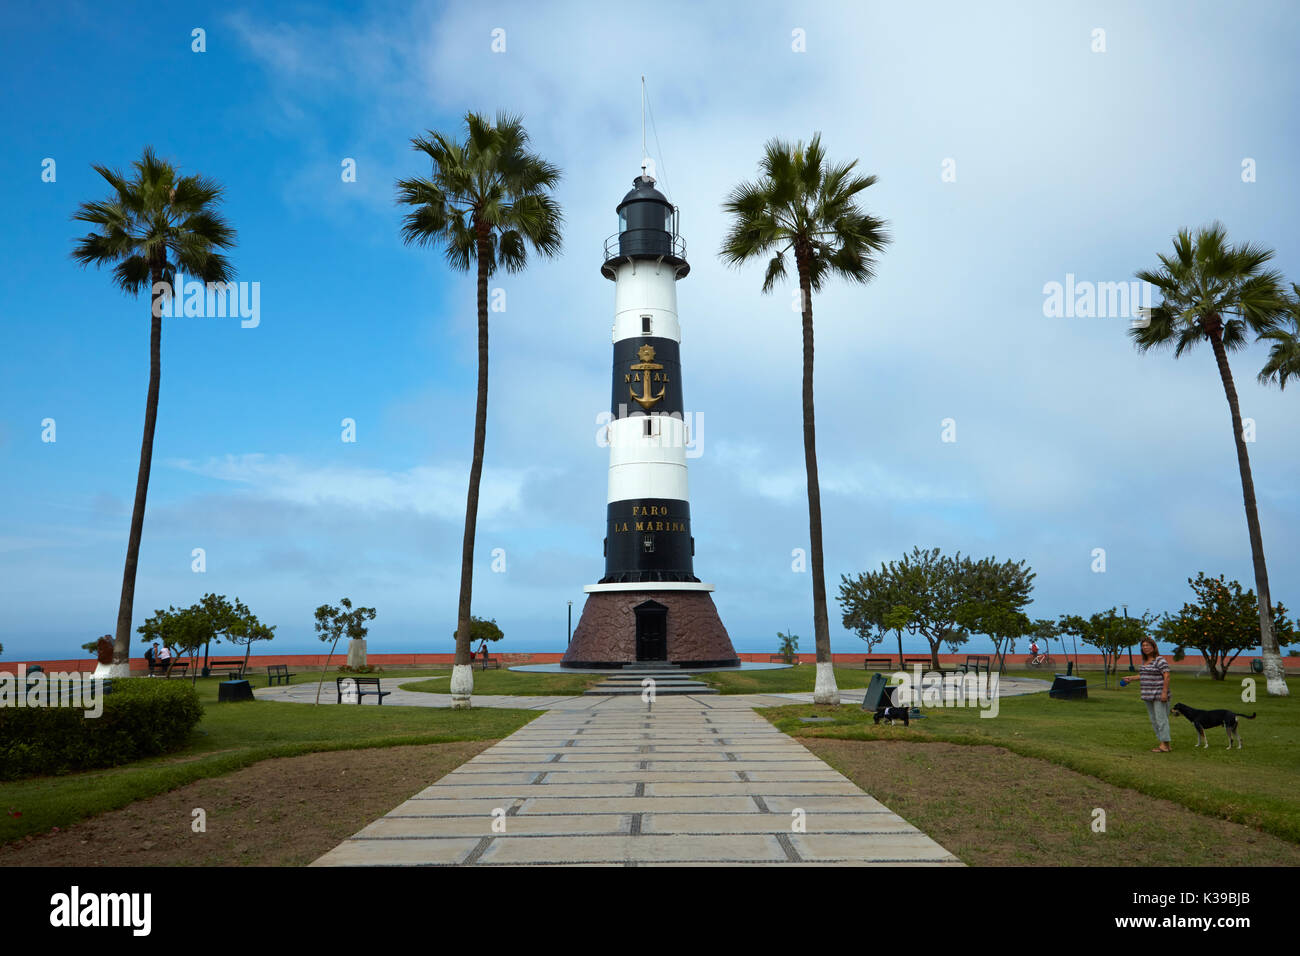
[796,254,839,705]
[1209,327,1287,696]
[108,272,163,678]
[450,225,492,708]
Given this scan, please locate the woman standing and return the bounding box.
[1131,637,1173,752]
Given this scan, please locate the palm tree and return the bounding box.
[1257,283,1300,392]
[395,112,562,708]
[720,135,890,705]
[72,147,236,678]
[1132,223,1290,696]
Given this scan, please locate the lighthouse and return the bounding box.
[562,173,740,669]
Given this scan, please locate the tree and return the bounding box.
[954,555,1036,673]
[313,598,377,705]
[452,615,504,646]
[227,607,276,674]
[882,605,912,669]
[138,605,211,685]
[396,113,562,709]
[721,134,890,705]
[71,148,236,678]
[1155,573,1294,680]
[1257,283,1300,391]
[776,630,800,665]
[1131,224,1290,696]
[956,602,1029,675]
[1059,608,1154,687]
[1028,618,1065,663]
[195,593,247,674]
[840,548,972,670]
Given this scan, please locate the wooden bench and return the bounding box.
[959,655,991,676]
[862,657,896,670]
[474,653,501,671]
[208,660,246,679]
[161,660,190,678]
[266,664,296,686]
[336,676,390,705]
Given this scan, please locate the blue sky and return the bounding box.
[2,0,1298,661]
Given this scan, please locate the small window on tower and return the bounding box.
[641,314,652,335]
[644,418,652,437]
[643,534,655,553]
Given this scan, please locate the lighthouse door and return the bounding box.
[634,601,668,662]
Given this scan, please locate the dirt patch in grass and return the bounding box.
[0,741,492,867]
[801,738,1300,867]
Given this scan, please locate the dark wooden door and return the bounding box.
[634,601,668,661]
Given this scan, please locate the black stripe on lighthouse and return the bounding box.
[611,337,683,417]
[601,498,697,583]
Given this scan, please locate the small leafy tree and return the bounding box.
[1059,608,1154,687]
[1028,618,1065,663]
[138,605,212,685]
[453,615,504,646]
[314,598,377,704]
[1155,573,1294,680]
[957,602,1030,675]
[228,607,276,674]
[195,593,248,673]
[776,630,800,665]
[882,605,911,668]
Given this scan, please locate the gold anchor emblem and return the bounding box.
[629,342,666,410]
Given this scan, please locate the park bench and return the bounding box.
[336,676,390,705]
[862,657,896,670]
[475,652,502,671]
[959,655,991,676]
[266,664,296,686]
[208,660,246,679]
[162,660,190,678]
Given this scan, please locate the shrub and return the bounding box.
[0,678,203,780]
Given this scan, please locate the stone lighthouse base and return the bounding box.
[562,585,740,669]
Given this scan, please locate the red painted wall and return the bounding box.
[2,650,1294,674]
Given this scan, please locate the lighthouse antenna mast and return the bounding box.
[641,75,648,179]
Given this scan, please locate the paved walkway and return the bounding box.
[260,675,1049,711]
[311,697,963,866]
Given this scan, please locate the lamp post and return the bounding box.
[567,600,573,645]
[1123,604,1136,672]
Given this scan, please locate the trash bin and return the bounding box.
[217,680,254,703]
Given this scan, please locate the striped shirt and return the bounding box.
[1138,656,1169,700]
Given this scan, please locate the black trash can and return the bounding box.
[218,680,254,703]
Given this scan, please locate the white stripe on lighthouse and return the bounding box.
[612,261,681,343]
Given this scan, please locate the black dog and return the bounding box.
[1171,703,1256,749]
[873,706,910,727]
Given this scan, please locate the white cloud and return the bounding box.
[168,453,534,521]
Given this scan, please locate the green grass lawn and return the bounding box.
[0,674,539,844]
[399,667,600,696]
[397,663,876,696]
[763,672,1300,844]
[695,664,873,694]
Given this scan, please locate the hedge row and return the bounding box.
[0,677,203,780]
